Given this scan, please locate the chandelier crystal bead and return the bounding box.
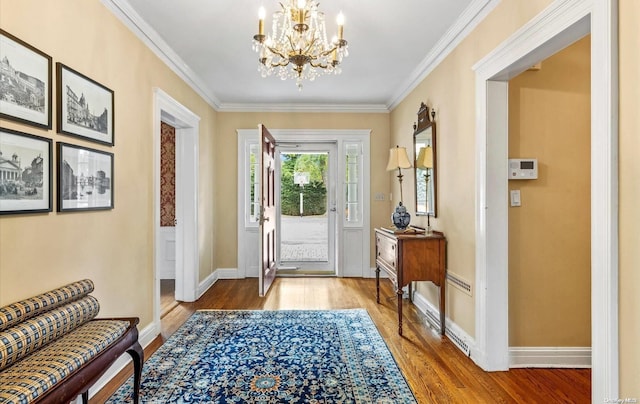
[252,0,348,89]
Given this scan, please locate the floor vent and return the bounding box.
[423,306,442,333]
[421,303,471,357]
[447,272,473,296]
[447,328,471,357]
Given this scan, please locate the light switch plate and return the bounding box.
[510,190,521,207]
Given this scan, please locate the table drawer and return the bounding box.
[376,233,398,271]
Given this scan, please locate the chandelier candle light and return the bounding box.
[386,145,413,231]
[252,0,349,89]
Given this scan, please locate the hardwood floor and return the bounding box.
[159,279,178,318]
[93,278,591,403]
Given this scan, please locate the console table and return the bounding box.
[375,228,447,336]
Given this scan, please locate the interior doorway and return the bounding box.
[153,88,200,330]
[276,142,337,275]
[473,0,617,400]
[159,121,177,316]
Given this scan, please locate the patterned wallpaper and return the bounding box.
[160,122,175,227]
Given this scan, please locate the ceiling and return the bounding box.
[103,0,496,112]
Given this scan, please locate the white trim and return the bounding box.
[153,88,201,329]
[387,0,501,110]
[85,321,159,402]
[412,290,479,360]
[509,347,592,368]
[237,129,371,279]
[100,0,220,109]
[472,0,618,401]
[215,268,242,280]
[197,271,218,299]
[218,103,389,114]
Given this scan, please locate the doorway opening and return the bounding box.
[276,143,337,275]
[238,129,371,280]
[473,0,617,400]
[153,88,200,335]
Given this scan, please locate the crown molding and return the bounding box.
[387,0,501,111]
[102,0,497,113]
[100,0,222,110]
[217,102,390,114]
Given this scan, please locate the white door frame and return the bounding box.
[472,0,618,401]
[275,142,338,273]
[237,129,371,279]
[153,88,201,328]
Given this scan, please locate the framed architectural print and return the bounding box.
[56,63,114,146]
[0,127,52,215]
[57,142,113,212]
[0,29,52,129]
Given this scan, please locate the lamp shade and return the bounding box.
[386,146,412,171]
[416,146,433,169]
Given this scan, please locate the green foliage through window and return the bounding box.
[280,153,327,216]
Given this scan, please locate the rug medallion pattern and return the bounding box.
[108,309,417,403]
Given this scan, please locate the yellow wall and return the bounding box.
[215,112,391,269]
[1,0,638,396]
[0,0,218,328]
[618,0,640,397]
[389,0,555,337]
[508,36,591,347]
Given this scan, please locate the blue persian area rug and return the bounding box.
[107,309,417,403]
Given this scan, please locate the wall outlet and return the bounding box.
[374,192,385,201]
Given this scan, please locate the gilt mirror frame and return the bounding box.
[413,102,437,217]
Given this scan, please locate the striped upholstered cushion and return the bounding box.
[0,295,99,371]
[0,319,129,404]
[0,280,94,332]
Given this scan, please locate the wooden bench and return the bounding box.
[0,280,143,403]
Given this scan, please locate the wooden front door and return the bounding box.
[259,124,277,296]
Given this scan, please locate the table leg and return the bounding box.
[375,266,380,304]
[397,288,403,336]
[440,282,446,336]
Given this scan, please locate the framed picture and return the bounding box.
[0,29,52,129]
[0,127,52,215]
[57,142,113,212]
[57,63,114,146]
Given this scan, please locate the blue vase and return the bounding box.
[392,202,411,230]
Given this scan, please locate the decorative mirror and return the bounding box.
[413,102,437,217]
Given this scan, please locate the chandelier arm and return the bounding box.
[266,46,288,60]
[309,60,329,69]
[267,60,290,68]
[302,37,317,55]
[318,46,337,58]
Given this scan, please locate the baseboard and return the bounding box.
[509,347,592,368]
[157,269,175,280]
[412,290,477,359]
[197,271,219,299]
[216,267,241,279]
[84,321,159,402]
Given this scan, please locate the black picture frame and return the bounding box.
[0,127,52,215]
[0,29,52,129]
[57,142,114,212]
[56,63,114,146]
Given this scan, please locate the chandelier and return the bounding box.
[252,0,348,89]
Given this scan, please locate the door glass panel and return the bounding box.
[248,142,260,223]
[344,142,361,224]
[279,151,329,263]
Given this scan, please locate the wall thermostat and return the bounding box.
[509,158,538,179]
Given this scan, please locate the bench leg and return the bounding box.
[81,391,88,404]
[127,341,144,404]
